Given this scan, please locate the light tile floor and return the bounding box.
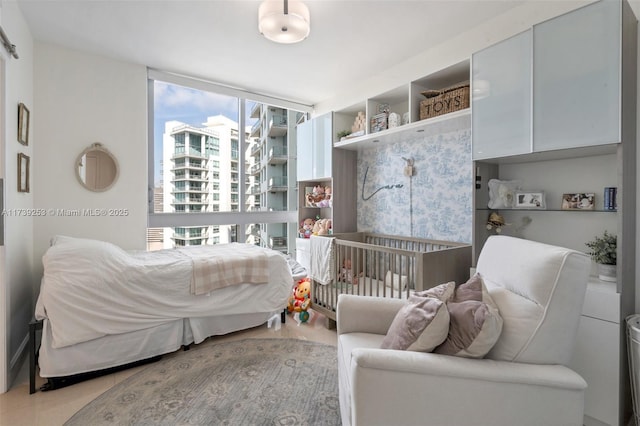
[0,311,337,426]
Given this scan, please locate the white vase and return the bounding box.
[597,263,617,283]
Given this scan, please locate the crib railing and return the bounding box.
[311,233,472,325]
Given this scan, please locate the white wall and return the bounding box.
[314,1,595,116]
[33,42,148,279]
[1,1,34,390]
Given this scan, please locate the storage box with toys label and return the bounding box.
[419,82,470,120]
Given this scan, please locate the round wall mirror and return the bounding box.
[76,143,119,192]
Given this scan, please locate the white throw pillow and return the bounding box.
[384,271,409,291]
[487,179,522,209]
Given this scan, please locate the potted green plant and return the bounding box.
[337,130,351,141]
[585,230,617,282]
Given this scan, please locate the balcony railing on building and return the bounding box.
[250,102,262,119]
[250,119,262,138]
[171,160,208,171]
[247,184,261,195]
[171,183,208,194]
[172,148,207,160]
[171,197,208,206]
[267,114,288,137]
[249,163,262,176]
[170,124,218,137]
[268,176,288,192]
[172,172,208,183]
[269,236,288,253]
[249,139,262,157]
[267,146,288,165]
[172,229,209,241]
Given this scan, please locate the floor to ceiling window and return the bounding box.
[147,70,311,254]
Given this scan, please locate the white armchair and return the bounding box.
[337,235,591,426]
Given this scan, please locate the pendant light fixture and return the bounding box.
[258,0,310,44]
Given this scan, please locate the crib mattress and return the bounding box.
[330,277,412,299]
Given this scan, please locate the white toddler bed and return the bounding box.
[34,235,292,381]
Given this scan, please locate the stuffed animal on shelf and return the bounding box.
[313,218,332,236]
[288,278,312,322]
[315,186,332,208]
[299,218,315,238]
[305,185,326,206]
[486,212,507,234]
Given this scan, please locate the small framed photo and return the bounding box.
[17,153,30,193]
[562,193,595,210]
[18,103,30,146]
[514,191,546,209]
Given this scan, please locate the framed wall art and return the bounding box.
[514,191,546,209]
[18,153,30,193]
[18,103,30,146]
[562,193,595,210]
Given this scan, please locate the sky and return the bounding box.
[152,81,257,185]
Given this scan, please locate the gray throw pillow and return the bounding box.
[434,274,503,358]
[380,294,450,352]
[415,281,455,302]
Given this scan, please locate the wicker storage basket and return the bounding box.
[419,82,470,120]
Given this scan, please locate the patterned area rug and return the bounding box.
[64,338,340,425]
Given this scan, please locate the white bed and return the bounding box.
[34,235,292,378]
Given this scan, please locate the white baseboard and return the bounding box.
[8,333,28,388]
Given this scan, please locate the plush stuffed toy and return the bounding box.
[486,212,507,234]
[299,218,315,238]
[316,186,332,208]
[340,258,362,285]
[288,278,312,322]
[305,185,326,206]
[312,218,332,236]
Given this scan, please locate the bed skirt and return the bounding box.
[38,311,281,378]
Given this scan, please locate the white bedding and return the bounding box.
[35,236,292,349]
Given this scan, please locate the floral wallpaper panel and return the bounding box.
[357,128,472,243]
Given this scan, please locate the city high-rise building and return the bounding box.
[245,103,302,253]
[160,115,240,248]
[156,106,300,252]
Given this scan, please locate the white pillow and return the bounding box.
[384,271,408,291]
[487,179,522,209]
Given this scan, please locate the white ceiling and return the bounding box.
[16,0,527,106]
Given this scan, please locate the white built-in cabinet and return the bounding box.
[296,112,332,181]
[472,1,637,425]
[295,112,358,274]
[473,0,622,160]
[296,112,357,234]
[472,30,531,159]
[533,0,621,151]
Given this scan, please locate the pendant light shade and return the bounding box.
[259,0,310,44]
